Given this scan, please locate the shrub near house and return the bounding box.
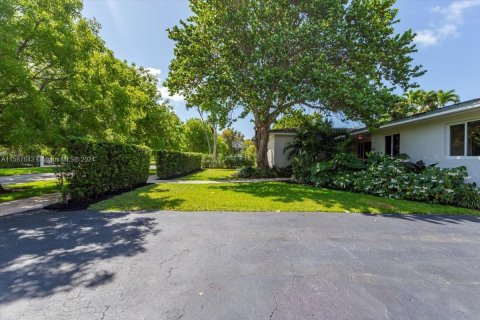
[310,153,480,210]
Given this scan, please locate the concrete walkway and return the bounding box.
[0,173,56,185]
[0,193,60,217]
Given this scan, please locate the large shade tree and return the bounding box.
[0,0,182,152]
[166,0,424,167]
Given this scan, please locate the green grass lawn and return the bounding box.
[0,167,56,176]
[89,181,479,215]
[0,180,59,203]
[176,168,237,181]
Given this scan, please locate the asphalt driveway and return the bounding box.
[1,210,479,320]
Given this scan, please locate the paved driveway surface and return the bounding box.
[1,210,479,320]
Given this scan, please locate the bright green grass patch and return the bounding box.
[0,167,56,176]
[89,182,479,215]
[0,180,58,203]
[176,168,237,181]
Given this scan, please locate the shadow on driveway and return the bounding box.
[0,210,160,305]
[365,213,480,225]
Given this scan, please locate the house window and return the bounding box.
[357,142,371,159]
[385,134,400,156]
[450,124,465,156]
[467,120,480,156]
[450,120,480,156]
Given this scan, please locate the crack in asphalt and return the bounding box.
[269,293,278,320]
[100,306,110,320]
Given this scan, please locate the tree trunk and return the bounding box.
[212,124,218,161]
[197,107,212,154]
[254,121,270,168]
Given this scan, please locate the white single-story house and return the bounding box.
[268,98,480,185]
[267,128,297,168]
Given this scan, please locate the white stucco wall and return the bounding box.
[370,109,480,185]
[268,133,296,168]
[267,135,275,167]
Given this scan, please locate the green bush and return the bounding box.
[224,155,254,168]
[157,151,203,179]
[201,154,225,168]
[237,166,292,179]
[59,138,151,202]
[310,152,480,210]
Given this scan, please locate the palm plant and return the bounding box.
[284,119,351,183]
[399,89,461,116]
[437,89,460,108]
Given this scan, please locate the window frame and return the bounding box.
[357,141,371,159]
[447,119,480,159]
[384,133,400,156]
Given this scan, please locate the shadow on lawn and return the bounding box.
[0,209,160,305]
[209,182,379,212]
[209,183,480,217]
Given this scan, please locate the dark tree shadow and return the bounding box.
[365,213,480,225]
[0,209,160,305]
[208,183,480,219]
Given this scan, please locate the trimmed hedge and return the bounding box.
[156,151,202,179]
[224,155,255,168]
[58,138,151,202]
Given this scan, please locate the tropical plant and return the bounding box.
[309,152,480,209]
[285,119,351,183]
[392,89,461,118]
[436,89,460,108]
[166,0,424,168]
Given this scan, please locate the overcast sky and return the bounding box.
[83,0,480,137]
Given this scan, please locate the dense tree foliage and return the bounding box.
[391,89,460,119]
[166,0,424,167]
[273,109,323,129]
[221,128,245,155]
[182,118,212,154]
[0,0,182,152]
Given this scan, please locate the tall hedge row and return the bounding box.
[59,138,151,201]
[156,151,202,179]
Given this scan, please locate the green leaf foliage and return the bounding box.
[166,0,424,166]
[0,0,182,153]
[391,89,461,119]
[156,151,203,179]
[58,138,151,202]
[309,152,480,210]
[285,119,351,182]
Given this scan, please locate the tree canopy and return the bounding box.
[273,109,323,129]
[0,0,183,152]
[166,0,424,167]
